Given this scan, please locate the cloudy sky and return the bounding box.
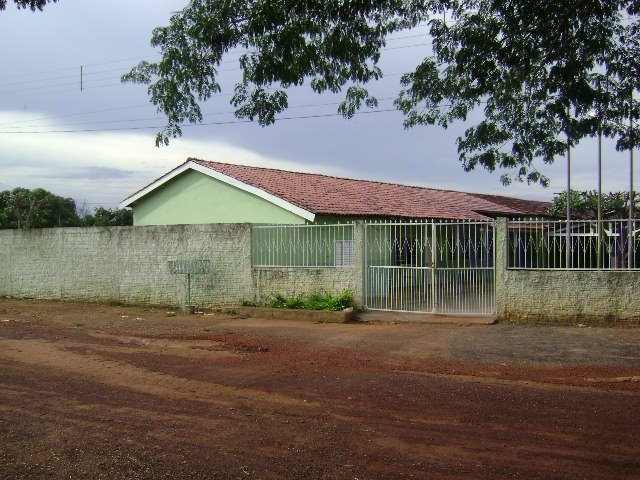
[0,0,635,209]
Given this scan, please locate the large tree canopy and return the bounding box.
[549,190,640,218]
[124,0,640,185]
[0,188,78,229]
[0,188,133,229]
[81,207,134,227]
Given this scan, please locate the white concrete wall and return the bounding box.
[495,218,640,325]
[2,221,638,324]
[0,224,359,308]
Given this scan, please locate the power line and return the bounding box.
[0,40,431,96]
[0,103,153,127]
[0,54,162,81]
[0,66,136,89]
[0,61,417,98]
[0,47,251,84]
[0,91,240,128]
[0,108,400,135]
[0,76,407,128]
[0,97,397,130]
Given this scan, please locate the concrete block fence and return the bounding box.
[0,224,358,309]
[0,220,638,324]
[494,218,640,325]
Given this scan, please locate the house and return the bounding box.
[120,158,550,226]
[117,158,555,315]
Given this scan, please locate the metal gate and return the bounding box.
[364,220,495,315]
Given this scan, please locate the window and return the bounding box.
[334,240,354,267]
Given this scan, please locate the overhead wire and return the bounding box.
[0,96,399,130]
[0,37,433,96]
[0,107,401,135]
[0,21,440,131]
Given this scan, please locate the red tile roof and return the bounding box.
[467,193,552,218]
[189,158,550,220]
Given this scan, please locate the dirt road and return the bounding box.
[1,299,639,479]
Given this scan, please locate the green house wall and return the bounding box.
[132,170,308,226]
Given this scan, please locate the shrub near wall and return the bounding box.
[250,267,358,307]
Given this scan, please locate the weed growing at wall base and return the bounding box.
[267,291,353,312]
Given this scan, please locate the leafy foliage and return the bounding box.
[0,0,58,10]
[81,207,133,227]
[0,188,78,229]
[0,188,133,229]
[304,291,354,311]
[267,291,353,311]
[125,0,640,185]
[267,293,287,309]
[548,190,640,219]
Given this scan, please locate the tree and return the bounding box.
[549,190,639,219]
[124,0,640,185]
[81,207,133,227]
[0,188,79,229]
[0,0,58,10]
[0,188,134,229]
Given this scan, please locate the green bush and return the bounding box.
[267,293,288,309]
[267,291,353,311]
[285,294,305,309]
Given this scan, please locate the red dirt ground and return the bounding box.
[1,299,639,479]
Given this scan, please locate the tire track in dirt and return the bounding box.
[0,339,317,410]
[390,368,640,394]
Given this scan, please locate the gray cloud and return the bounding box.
[47,166,137,180]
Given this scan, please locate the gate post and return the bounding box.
[494,217,508,320]
[353,220,365,308]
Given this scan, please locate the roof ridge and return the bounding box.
[188,157,526,199]
[470,192,550,203]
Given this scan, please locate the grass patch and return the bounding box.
[267,291,352,312]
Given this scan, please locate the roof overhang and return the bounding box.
[119,160,316,222]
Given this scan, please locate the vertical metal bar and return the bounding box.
[445,224,449,313]
[566,124,572,270]
[386,223,390,310]
[364,223,368,308]
[431,222,436,313]
[392,222,396,309]
[597,78,603,270]
[629,90,635,270]
[419,223,423,311]
[492,223,496,313]
[514,221,518,268]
